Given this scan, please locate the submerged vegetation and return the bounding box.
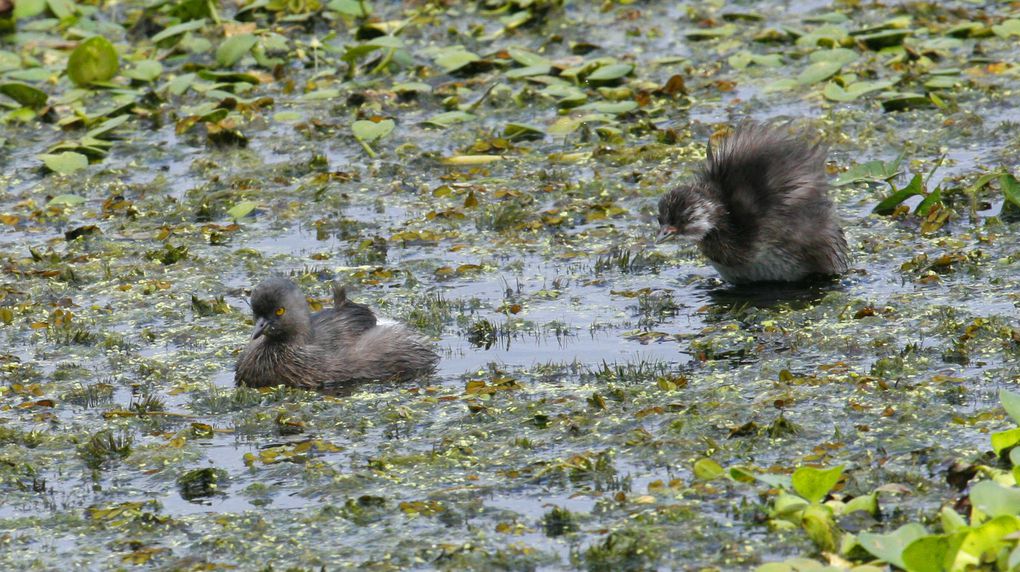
[1,0,1019,569]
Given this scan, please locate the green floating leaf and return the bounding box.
[901,534,951,572]
[586,63,633,83]
[881,92,930,112]
[685,24,737,41]
[970,481,1020,518]
[797,60,842,85]
[124,60,163,82]
[858,523,928,569]
[40,152,89,175]
[764,78,799,92]
[227,201,258,220]
[822,80,894,101]
[693,458,724,480]
[991,427,1020,456]
[1000,174,1020,210]
[352,119,394,142]
[992,19,1020,39]
[1000,389,1020,427]
[0,82,48,109]
[67,36,120,87]
[217,34,258,68]
[791,465,843,503]
[505,64,551,79]
[833,154,903,186]
[46,193,87,207]
[809,48,859,65]
[151,19,207,44]
[574,100,637,114]
[503,123,544,141]
[47,0,76,19]
[328,0,372,16]
[507,47,550,68]
[422,111,475,129]
[433,47,480,74]
[856,29,911,49]
[874,173,923,215]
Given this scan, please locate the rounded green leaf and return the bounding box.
[693,458,724,480]
[797,60,842,85]
[858,523,928,569]
[586,63,634,83]
[40,152,89,175]
[0,82,48,109]
[791,465,843,503]
[216,34,258,68]
[970,480,1020,518]
[352,119,394,142]
[227,201,258,220]
[67,36,120,87]
[124,60,163,82]
[46,193,87,206]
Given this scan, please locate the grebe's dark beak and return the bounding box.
[252,317,269,340]
[656,225,679,243]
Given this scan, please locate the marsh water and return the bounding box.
[1,0,1019,569]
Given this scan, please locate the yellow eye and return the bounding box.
[275,307,286,316]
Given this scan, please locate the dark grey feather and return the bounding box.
[657,121,849,283]
[235,278,438,389]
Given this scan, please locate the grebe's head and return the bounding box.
[656,184,719,242]
[248,277,311,342]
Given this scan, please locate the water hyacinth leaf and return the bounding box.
[441,155,503,166]
[791,465,843,503]
[801,504,838,552]
[957,515,1020,567]
[13,0,46,18]
[67,36,120,86]
[1000,389,1020,425]
[227,201,258,220]
[0,82,48,109]
[433,47,480,73]
[352,119,394,142]
[150,19,207,44]
[856,29,911,49]
[764,78,799,92]
[47,193,87,207]
[822,80,893,101]
[970,481,1020,518]
[1000,174,1020,209]
[809,48,859,65]
[991,427,1020,456]
[47,0,75,19]
[586,63,633,83]
[575,100,637,114]
[507,47,550,67]
[858,523,928,569]
[751,54,783,67]
[503,123,544,141]
[881,92,930,112]
[873,173,923,215]
[217,34,258,68]
[797,61,842,85]
[900,535,951,572]
[40,152,89,175]
[505,64,550,79]
[693,458,724,480]
[685,24,737,41]
[914,187,942,216]
[422,111,475,128]
[86,114,130,138]
[992,19,1020,39]
[328,0,371,16]
[833,154,903,186]
[123,60,163,82]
